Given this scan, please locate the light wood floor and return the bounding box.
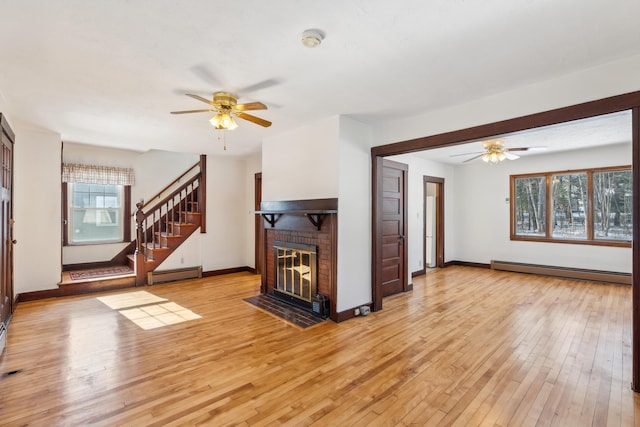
[1,266,639,426]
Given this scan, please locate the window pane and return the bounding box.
[551,173,587,239]
[514,176,546,236]
[593,170,632,241]
[71,208,121,243]
[73,191,89,208]
[74,182,90,192]
[68,183,124,244]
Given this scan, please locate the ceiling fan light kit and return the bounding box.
[482,150,506,163]
[171,92,271,134]
[450,138,546,164]
[209,113,238,130]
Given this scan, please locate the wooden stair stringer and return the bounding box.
[139,213,202,273]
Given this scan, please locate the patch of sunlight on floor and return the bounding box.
[97,291,167,309]
[97,291,201,330]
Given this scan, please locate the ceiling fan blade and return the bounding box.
[463,154,485,163]
[170,109,216,114]
[508,146,547,152]
[504,152,520,160]
[235,102,267,111]
[185,93,216,106]
[235,112,272,127]
[238,78,282,94]
[450,151,484,157]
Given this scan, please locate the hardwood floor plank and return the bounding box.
[1,268,638,425]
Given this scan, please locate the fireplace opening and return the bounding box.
[273,241,317,310]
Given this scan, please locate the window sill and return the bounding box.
[510,235,631,248]
[64,240,129,247]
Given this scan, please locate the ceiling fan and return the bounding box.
[451,138,546,163]
[171,92,272,130]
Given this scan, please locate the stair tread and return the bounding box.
[144,244,170,250]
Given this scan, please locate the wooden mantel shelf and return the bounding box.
[253,209,337,230]
[256,198,338,231]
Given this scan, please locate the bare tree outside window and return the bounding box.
[593,170,632,241]
[551,173,587,239]
[514,176,546,236]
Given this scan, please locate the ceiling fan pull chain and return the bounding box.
[217,129,227,151]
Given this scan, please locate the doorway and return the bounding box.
[0,115,15,350]
[372,158,408,310]
[424,176,444,269]
[371,91,640,390]
[254,172,263,278]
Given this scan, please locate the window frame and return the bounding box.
[62,182,131,246]
[510,165,632,248]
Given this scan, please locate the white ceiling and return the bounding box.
[415,110,633,164]
[1,1,639,156]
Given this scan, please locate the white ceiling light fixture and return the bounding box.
[301,29,324,48]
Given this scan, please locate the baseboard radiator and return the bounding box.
[490,260,631,285]
[147,266,202,285]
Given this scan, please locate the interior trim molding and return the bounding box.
[17,266,257,303]
[201,266,255,277]
[447,261,491,269]
[335,302,373,323]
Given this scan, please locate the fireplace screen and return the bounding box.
[274,241,317,303]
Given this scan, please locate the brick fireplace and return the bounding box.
[257,198,338,321]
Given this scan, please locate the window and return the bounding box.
[62,163,134,245]
[511,166,631,246]
[513,176,546,237]
[68,183,124,244]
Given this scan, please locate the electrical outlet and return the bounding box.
[418,260,422,267]
[354,308,360,316]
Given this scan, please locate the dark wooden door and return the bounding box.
[0,115,14,325]
[254,172,263,277]
[380,159,407,298]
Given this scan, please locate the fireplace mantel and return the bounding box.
[255,198,338,230]
[257,198,338,321]
[253,209,337,230]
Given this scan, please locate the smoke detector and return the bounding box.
[301,29,324,48]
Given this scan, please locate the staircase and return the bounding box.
[60,156,206,291]
[130,173,203,285]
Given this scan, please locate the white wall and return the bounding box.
[261,115,376,312]
[62,143,199,264]
[14,126,62,293]
[243,153,261,269]
[200,155,248,272]
[336,117,373,312]
[61,147,248,274]
[132,149,200,206]
[387,154,457,276]
[62,143,138,264]
[453,143,632,272]
[139,153,251,272]
[262,116,340,201]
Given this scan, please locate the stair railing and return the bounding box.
[134,155,206,285]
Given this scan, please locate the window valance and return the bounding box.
[62,163,135,186]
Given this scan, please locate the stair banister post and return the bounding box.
[134,201,147,286]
